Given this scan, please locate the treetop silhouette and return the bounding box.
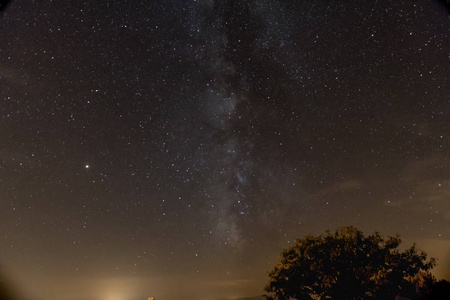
[265,226,438,300]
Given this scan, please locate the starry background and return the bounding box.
[0,1,449,299]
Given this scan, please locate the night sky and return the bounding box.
[0,1,449,299]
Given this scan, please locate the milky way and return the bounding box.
[0,1,449,299]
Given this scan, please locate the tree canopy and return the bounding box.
[264,226,437,300]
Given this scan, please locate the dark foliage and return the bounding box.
[422,279,450,299]
[265,226,437,300]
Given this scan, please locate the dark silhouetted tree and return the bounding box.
[421,278,450,299]
[264,226,436,300]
